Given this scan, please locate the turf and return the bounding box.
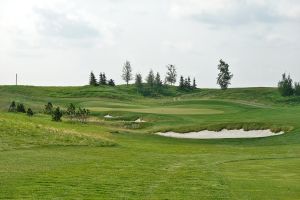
[0,85,299,199]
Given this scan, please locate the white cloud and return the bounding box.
[169,0,300,25]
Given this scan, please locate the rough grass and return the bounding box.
[0,85,300,199]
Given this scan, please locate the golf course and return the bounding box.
[0,85,299,199]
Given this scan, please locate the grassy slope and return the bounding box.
[0,85,300,199]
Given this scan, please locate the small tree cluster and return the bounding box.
[8,101,34,116]
[179,76,197,91]
[65,103,90,123]
[89,72,115,87]
[278,73,300,96]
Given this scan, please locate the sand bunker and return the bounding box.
[156,129,284,139]
[104,115,114,119]
[135,118,146,123]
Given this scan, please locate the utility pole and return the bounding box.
[16,73,18,86]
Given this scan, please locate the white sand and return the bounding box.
[135,118,146,123]
[104,115,114,119]
[156,129,284,139]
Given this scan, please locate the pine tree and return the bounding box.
[27,108,34,117]
[179,76,184,90]
[294,82,300,96]
[146,70,155,88]
[99,73,107,85]
[135,73,143,92]
[187,77,191,90]
[99,73,103,85]
[108,79,115,86]
[192,78,197,89]
[154,72,163,89]
[122,61,133,86]
[166,64,177,85]
[217,59,233,90]
[17,103,26,113]
[278,73,294,96]
[52,107,63,122]
[89,72,98,86]
[8,101,16,112]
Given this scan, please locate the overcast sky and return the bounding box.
[0,0,299,87]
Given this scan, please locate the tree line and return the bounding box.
[89,72,115,86]
[8,101,90,122]
[89,59,234,95]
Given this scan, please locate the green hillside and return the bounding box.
[0,85,299,199]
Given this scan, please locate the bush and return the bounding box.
[75,107,90,123]
[295,82,300,96]
[27,108,34,117]
[66,103,76,119]
[52,107,63,122]
[8,101,16,112]
[16,103,26,113]
[44,102,53,114]
[278,73,294,96]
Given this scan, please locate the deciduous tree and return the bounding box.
[217,59,233,90]
[165,64,177,85]
[122,61,133,86]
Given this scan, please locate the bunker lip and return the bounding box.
[156,129,284,139]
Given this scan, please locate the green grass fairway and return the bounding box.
[0,86,300,199]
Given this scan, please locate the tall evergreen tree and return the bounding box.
[179,76,184,90]
[187,77,191,90]
[122,61,133,86]
[192,78,197,89]
[89,72,97,86]
[217,59,233,90]
[99,73,107,85]
[146,70,155,88]
[154,72,163,89]
[278,73,294,96]
[165,64,177,85]
[294,82,300,96]
[135,73,143,92]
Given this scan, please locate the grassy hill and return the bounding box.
[0,85,299,199]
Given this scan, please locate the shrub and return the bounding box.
[66,103,76,119]
[44,102,53,114]
[75,107,90,123]
[16,103,26,113]
[52,107,63,122]
[8,101,16,112]
[27,108,34,117]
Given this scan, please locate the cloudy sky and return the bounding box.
[0,0,299,87]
